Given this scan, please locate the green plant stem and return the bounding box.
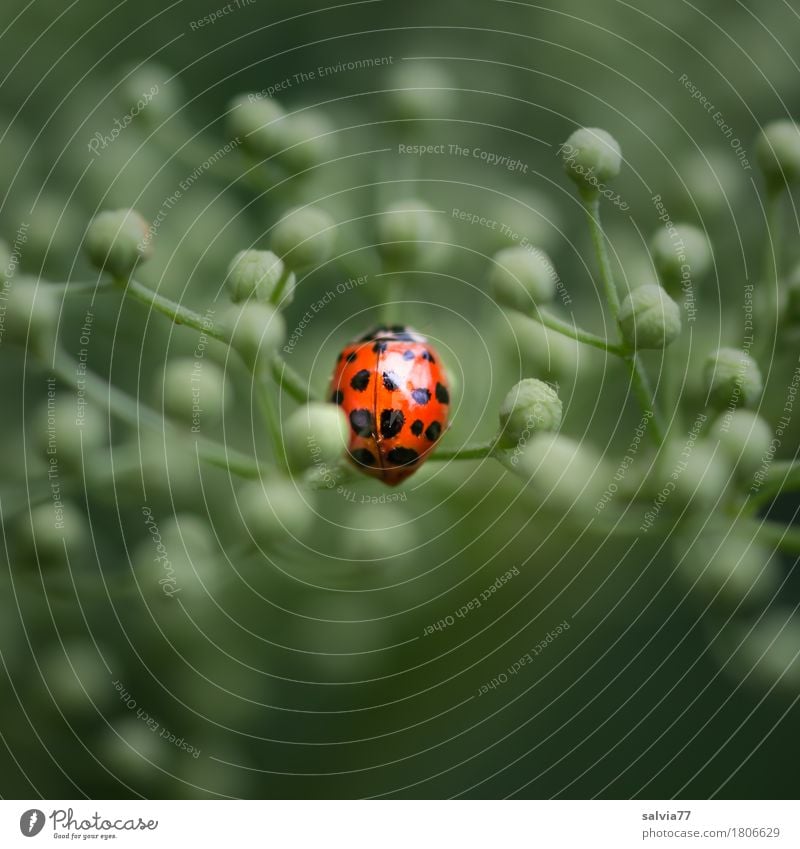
[756,521,800,555]
[254,365,288,472]
[269,266,294,307]
[582,193,622,317]
[626,354,667,444]
[428,439,498,462]
[118,277,314,403]
[270,354,313,404]
[51,350,266,479]
[531,308,626,355]
[755,186,782,364]
[120,277,228,342]
[581,192,666,446]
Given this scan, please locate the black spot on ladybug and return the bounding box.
[411,387,431,404]
[387,446,419,466]
[337,352,343,362]
[435,382,450,404]
[380,409,405,438]
[349,409,375,437]
[390,324,407,333]
[372,340,388,353]
[382,371,400,391]
[350,447,377,467]
[402,349,415,361]
[331,389,344,405]
[425,421,442,441]
[410,419,424,436]
[350,369,371,391]
[345,351,358,363]
[421,350,436,363]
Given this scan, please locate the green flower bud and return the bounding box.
[490,246,557,311]
[120,62,178,125]
[237,479,315,544]
[2,277,58,356]
[378,199,448,267]
[159,357,231,426]
[35,395,107,471]
[516,433,605,513]
[756,120,800,189]
[674,519,779,609]
[27,195,78,266]
[618,284,682,349]
[342,505,417,560]
[560,127,622,194]
[277,109,336,173]
[100,718,168,778]
[134,513,220,602]
[226,250,292,305]
[16,502,88,565]
[650,223,712,293]
[386,61,453,120]
[283,402,349,473]
[657,439,732,507]
[84,209,152,278]
[227,94,286,157]
[498,379,562,448]
[710,410,772,480]
[40,639,115,713]
[704,347,763,409]
[221,303,286,367]
[271,206,335,270]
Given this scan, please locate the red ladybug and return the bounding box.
[329,325,450,486]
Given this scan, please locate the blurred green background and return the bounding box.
[0,0,798,799]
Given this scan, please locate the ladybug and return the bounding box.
[329,324,450,486]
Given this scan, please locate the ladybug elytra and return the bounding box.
[329,325,450,486]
